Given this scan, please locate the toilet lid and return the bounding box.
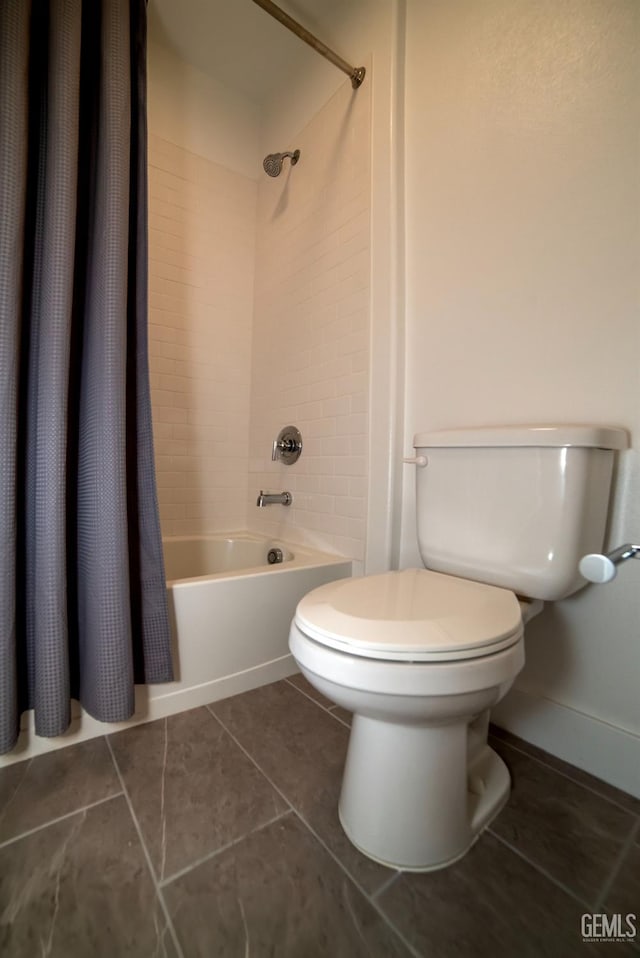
[294,568,523,661]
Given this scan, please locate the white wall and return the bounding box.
[402,0,640,793]
[147,135,257,536]
[147,40,260,536]
[148,39,261,179]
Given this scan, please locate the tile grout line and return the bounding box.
[487,827,595,910]
[371,869,403,901]
[105,736,185,958]
[592,817,640,913]
[0,791,124,852]
[286,806,423,958]
[284,677,351,729]
[207,703,422,958]
[489,735,639,817]
[327,707,352,730]
[283,677,334,713]
[205,703,296,817]
[0,757,32,834]
[159,808,294,888]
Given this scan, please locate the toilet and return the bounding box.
[288,425,628,872]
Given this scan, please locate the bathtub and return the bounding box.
[1,532,351,766]
[158,532,352,715]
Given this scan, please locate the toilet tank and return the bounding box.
[413,425,628,601]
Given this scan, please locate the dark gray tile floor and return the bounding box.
[0,676,638,957]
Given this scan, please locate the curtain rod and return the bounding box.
[251,0,366,89]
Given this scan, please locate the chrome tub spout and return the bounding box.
[256,490,293,507]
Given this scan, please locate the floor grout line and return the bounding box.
[489,734,640,817]
[487,827,595,910]
[284,677,351,729]
[159,808,294,888]
[105,736,184,958]
[0,758,32,835]
[592,817,640,912]
[284,677,334,713]
[286,806,423,958]
[327,707,352,729]
[205,704,296,816]
[207,702,422,958]
[0,791,123,851]
[371,869,403,901]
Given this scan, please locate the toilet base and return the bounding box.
[338,809,483,873]
[338,715,511,871]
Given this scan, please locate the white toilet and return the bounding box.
[289,425,627,872]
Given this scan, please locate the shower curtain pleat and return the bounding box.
[0,0,173,755]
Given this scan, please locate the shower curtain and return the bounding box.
[0,0,173,754]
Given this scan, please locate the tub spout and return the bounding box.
[256,490,292,507]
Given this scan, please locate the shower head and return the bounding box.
[263,149,301,177]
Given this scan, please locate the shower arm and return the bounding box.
[250,0,366,89]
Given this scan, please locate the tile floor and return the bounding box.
[0,675,638,957]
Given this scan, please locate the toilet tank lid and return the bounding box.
[414,425,629,450]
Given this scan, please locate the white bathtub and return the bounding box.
[158,533,352,715]
[1,532,351,766]
[163,533,297,581]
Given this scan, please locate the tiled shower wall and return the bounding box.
[249,80,371,564]
[147,75,371,563]
[147,134,257,536]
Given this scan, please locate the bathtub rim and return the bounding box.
[163,530,352,587]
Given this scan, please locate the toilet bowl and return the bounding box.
[290,568,525,871]
[288,425,628,872]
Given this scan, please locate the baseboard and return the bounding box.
[491,687,640,799]
[0,654,299,768]
[142,653,298,719]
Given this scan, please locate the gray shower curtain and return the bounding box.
[0,0,173,754]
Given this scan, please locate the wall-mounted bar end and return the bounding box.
[351,66,366,89]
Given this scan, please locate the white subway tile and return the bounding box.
[151,78,370,562]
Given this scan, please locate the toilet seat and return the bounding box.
[294,568,523,662]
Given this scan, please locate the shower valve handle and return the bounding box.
[271,426,303,464]
[272,437,298,458]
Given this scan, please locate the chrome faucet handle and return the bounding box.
[272,438,296,460]
[579,544,640,583]
[272,426,303,464]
